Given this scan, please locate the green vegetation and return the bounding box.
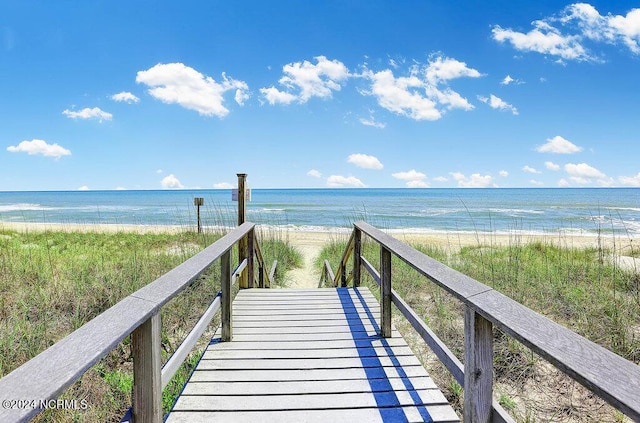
[317,234,640,422]
[0,227,299,422]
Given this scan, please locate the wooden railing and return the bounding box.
[321,221,640,423]
[0,222,275,423]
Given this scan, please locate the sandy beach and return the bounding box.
[2,221,637,288]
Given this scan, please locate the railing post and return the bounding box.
[353,228,361,287]
[464,306,494,423]
[380,245,392,338]
[247,228,255,288]
[237,173,248,288]
[258,260,265,288]
[221,249,232,342]
[132,312,162,423]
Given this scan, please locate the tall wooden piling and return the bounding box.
[237,173,249,288]
[194,197,204,233]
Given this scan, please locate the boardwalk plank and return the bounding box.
[181,377,438,395]
[166,405,460,423]
[201,345,416,359]
[173,389,449,411]
[197,355,422,370]
[189,366,431,382]
[231,324,379,334]
[205,338,411,350]
[167,288,459,422]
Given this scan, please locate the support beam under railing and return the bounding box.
[464,307,494,423]
[221,250,232,342]
[380,245,392,338]
[132,312,162,423]
[247,229,255,288]
[353,228,361,287]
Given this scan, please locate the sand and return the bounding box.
[2,221,638,286]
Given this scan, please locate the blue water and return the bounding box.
[0,188,639,236]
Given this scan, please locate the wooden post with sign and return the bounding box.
[237,174,248,288]
[194,197,204,233]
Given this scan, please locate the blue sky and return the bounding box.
[1,1,640,190]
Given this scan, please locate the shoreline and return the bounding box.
[1,221,635,251]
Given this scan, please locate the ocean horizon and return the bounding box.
[1,188,639,237]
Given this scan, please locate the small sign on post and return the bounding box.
[194,197,204,233]
[231,188,251,202]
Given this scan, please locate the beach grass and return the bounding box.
[317,232,640,422]
[0,225,299,421]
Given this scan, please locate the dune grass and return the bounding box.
[0,226,299,422]
[317,232,640,422]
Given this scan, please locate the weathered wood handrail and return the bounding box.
[319,259,336,288]
[333,229,356,287]
[252,235,274,288]
[0,222,270,423]
[359,255,512,422]
[332,221,640,422]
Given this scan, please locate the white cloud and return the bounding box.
[619,172,640,186]
[347,153,383,170]
[545,161,561,171]
[115,187,127,190]
[492,4,640,61]
[77,185,90,191]
[477,94,518,115]
[136,63,249,117]
[161,174,184,189]
[424,56,483,84]
[407,179,430,188]
[392,169,429,187]
[558,178,570,187]
[450,172,494,188]
[63,107,113,122]
[502,75,514,85]
[307,169,322,178]
[596,177,615,187]
[260,87,297,105]
[522,165,541,174]
[569,176,591,185]
[364,69,441,120]
[536,135,583,154]
[111,92,140,103]
[156,169,163,174]
[326,175,366,188]
[213,182,233,189]
[562,4,640,54]
[565,162,606,179]
[530,180,544,186]
[499,170,509,177]
[392,169,426,180]
[491,20,593,61]
[260,56,349,105]
[501,75,524,85]
[433,176,448,182]
[360,54,481,121]
[7,139,71,159]
[359,116,386,129]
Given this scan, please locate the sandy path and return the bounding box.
[283,232,337,288]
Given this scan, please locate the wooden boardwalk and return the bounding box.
[166,287,459,423]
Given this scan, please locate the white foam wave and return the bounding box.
[0,203,53,212]
[607,207,640,213]
[249,208,286,214]
[488,208,545,215]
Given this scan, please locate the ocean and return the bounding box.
[0,188,639,237]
